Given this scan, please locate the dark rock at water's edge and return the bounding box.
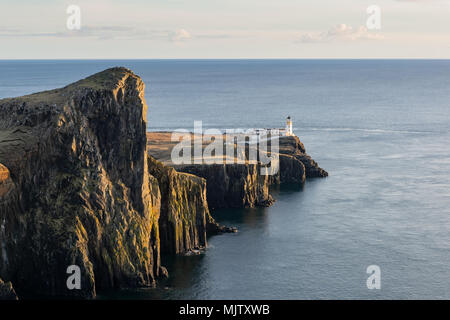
[0,67,233,298]
[278,136,328,179]
[0,278,18,300]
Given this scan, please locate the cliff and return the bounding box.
[173,163,274,209]
[278,135,328,178]
[0,67,162,298]
[148,156,234,254]
[147,132,327,209]
[0,67,225,298]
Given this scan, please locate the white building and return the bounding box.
[285,116,293,136]
[247,117,294,137]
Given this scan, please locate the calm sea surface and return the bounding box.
[1,60,450,299]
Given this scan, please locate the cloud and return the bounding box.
[297,24,384,43]
[170,29,192,42]
[196,33,235,39]
[0,26,191,42]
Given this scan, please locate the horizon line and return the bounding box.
[1,58,450,61]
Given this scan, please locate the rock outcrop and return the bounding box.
[0,278,18,300]
[278,135,328,178]
[148,133,327,209]
[0,67,227,298]
[277,153,306,184]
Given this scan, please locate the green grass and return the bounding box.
[0,67,135,105]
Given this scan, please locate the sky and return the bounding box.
[1,0,450,59]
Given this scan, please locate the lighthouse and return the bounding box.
[286,116,293,136]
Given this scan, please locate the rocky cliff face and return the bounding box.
[0,67,161,297]
[175,163,274,209]
[148,156,231,254]
[278,153,306,184]
[278,136,328,178]
[0,67,221,298]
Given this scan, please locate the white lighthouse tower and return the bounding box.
[286,116,293,136]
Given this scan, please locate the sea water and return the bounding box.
[1,59,450,299]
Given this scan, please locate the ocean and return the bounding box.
[1,59,450,299]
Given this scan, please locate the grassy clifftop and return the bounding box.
[0,67,138,106]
